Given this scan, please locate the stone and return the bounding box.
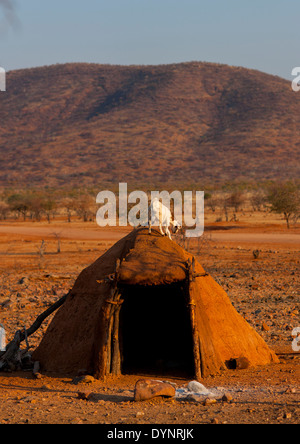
[204,398,217,406]
[72,375,95,385]
[235,357,251,370]
[77,391,93,401]
[285,387,296,394]
[222,393,233,403]
[1,299,13,310]
[186,394,202,403]
[134,379,176,402]
[33,372,43,380]
[81,375,95,384]
[262,323,270,332]
[187,381,211,395]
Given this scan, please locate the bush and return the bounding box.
[266,182,299,228]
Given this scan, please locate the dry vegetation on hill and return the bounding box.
[0,62,300,188]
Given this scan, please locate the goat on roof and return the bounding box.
[148,197,181,240]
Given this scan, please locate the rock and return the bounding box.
[186,394,202,403]
[222,393,233,403]
[162,380,177,389]
[81,375,95,384]
[71,417,83,424]
[204,398,217,406]
[21,396,36,404]
[33,372,43,380]
[1,299,13,310]
[77,391,93,401]
[235,357,251,370]
[285,387,296,394]
[72,375,95,385]
[253,250,260,259]
[134,379,176,402]
[96,399,106,405]
[18,277,29,285]
[187,381,211,395]
[262,323,270,332]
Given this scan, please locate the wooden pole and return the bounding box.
[187,257,202,380]
[100,259,124,376]
[106,310,114,374]
[111,305,122,375]
[0,292,69,371]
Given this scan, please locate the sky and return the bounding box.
[0,0,299,79]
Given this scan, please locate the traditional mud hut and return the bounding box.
[33,228,279,379]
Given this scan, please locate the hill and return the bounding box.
[0,62,299,188]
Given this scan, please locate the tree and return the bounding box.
[266,182,299,229]
[250,190,266,212]
[0,201,9,220]
[42,198,56,223]
[75,194,94,222]
[60,197,75,223]
[52,232,62,253]
[205,194,219,213]
[7,193,29,221]
[222,195,230,222]
[26,195,44,221]
[227,191,245,213]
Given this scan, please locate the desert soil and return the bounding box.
[0,214,299,425]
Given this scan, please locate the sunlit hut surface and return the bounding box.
[33,228,279,379]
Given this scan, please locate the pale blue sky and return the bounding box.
[0,0,298,79]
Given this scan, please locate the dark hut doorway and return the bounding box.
[119,282,195,378]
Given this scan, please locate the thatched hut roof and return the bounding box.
[33,228,279,379]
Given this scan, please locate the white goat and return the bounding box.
[148,198,181,240]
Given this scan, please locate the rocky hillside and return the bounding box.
[0,62,299,188]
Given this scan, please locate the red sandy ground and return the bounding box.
[0,215,299,424]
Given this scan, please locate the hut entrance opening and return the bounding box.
[119,281,195,378]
